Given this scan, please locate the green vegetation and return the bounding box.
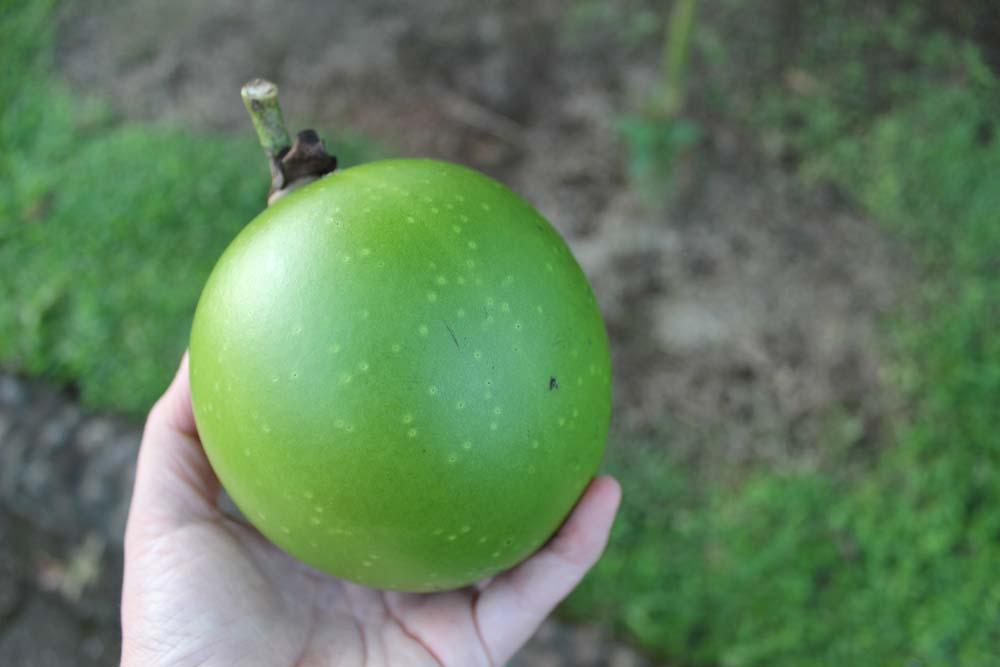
[0,1,379,413]
[616,0,703,191]
[567,3,1000,665]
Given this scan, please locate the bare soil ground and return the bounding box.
[0,0,907,664]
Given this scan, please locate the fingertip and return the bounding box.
[148,352,197,438]
[590,475,622,511]
[130,352,219,529]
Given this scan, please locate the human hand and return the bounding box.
[121,354,621,666]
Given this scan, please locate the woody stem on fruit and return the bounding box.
[241,78,338,206]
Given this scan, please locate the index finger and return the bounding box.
[474,475,622,665]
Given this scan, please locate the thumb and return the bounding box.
[127,352,221,534]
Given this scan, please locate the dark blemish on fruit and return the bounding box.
[549,376,559,391]
[444,321,460,349]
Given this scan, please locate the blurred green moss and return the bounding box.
[0,0,380,413]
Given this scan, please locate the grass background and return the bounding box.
[3,1,999,665]
[0,0,377,413]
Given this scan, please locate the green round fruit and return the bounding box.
[189,159,611,592]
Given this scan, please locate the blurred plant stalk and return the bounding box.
[651,0,698,119]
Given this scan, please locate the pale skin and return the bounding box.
[121,354,622,667]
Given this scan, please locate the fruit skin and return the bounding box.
[189,159,611,592]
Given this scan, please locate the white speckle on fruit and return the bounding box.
[546,263,554,272]
[462,440,472,450]
[419,324,429,336]
[456,308,466,318]
[391,343,402,353]
[445,203,454,210]
[452,225,461,234]
[335,418,345,429]
[345,424,355,433]
[361,309,370,320]
[456,401,466,410]
[478,536,488,544]
[406,216,416,224]
[577,377,583,386]
[481,202,491,211]
[493,406,502,415]
[485,297,494,307]
[314,506,324,513]
[243,448,251,457]
[428,385,439,395]
[457,276,466,285]
[468,241,478,250]
[342,254,352,263]
[501,302,510,313]
[340,373,353,384]
[309,517,321,526]
[360,247,372,257]
[491,551,500,558]
[329,343,341,354]
[473,350,482,360]
[484,391,493,400]
[431,207,440,214]
[290,371,299,380]
[447,534,457,542]
[262,424,272,433]
[573,409,579,417]
[427,292,438,302]
[304,490,315,499]
[358,361,370,372]
[532,440,540,449]
[466,259,475,268]
[408,428,418,438]
[558,417,566,427]
[485,315,495,324]
[257,512,267,520]
[528,465,537,474]
[402,414,413,424]
[362,560,373,567]
[447,454,458,464]
[436,275,447,285]
[280,526,291,535]
[514,321,523,331]
[490,422,498,431]
[536,305,544,314]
